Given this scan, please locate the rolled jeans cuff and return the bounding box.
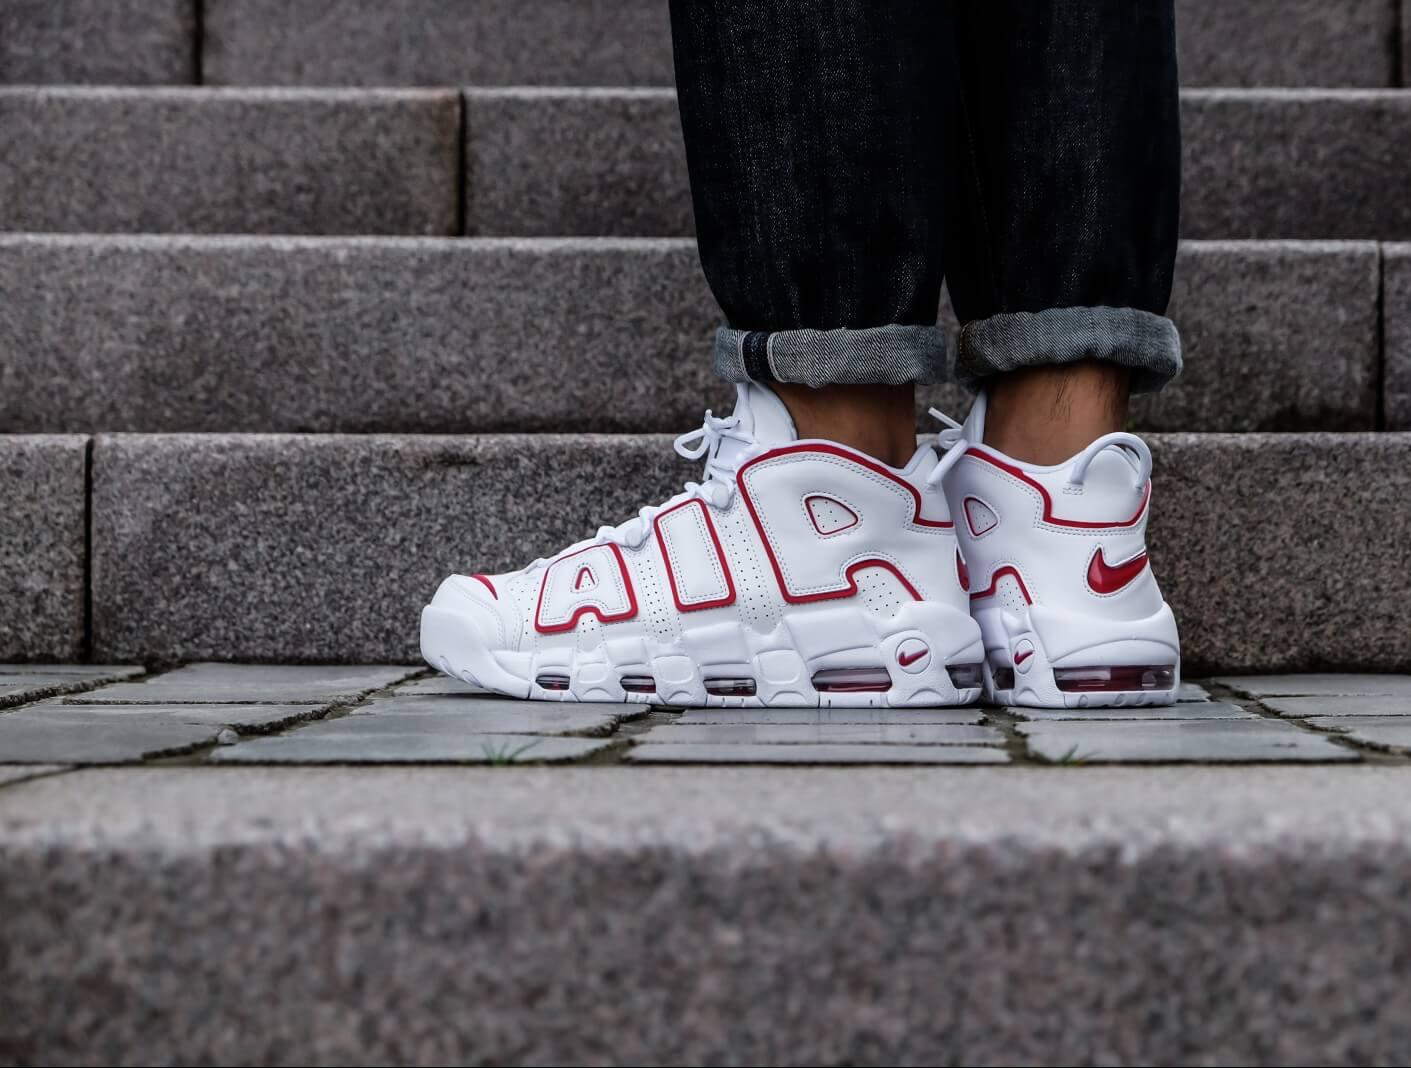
[714,324,947,386]
[955,307,1182,394]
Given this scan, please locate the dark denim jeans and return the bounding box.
[670,0,1182,393]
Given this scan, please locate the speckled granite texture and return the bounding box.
[0,236,1380,434]
[6,765,1411,1065]
[1385,244,1411,430]
[0,437,88,661]
[1174,0,1397,87]
[87,432,1411,669]
[202,0,673,87]
[0,88,460,234]
[0,0,195,84]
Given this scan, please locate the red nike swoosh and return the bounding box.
[1087,547,1150,594]
[898,649,928,667]
[1014,648,1034,666]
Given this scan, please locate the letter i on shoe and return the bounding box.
[421,383,985,707]
[931,393,1181,709]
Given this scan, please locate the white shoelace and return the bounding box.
[924,407,1151,491]
[521,410,757,571]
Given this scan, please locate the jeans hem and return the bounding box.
[955,307,1181,394]
[714,325,948,387]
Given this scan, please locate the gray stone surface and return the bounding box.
[1262,695,1411,718]
[0,88,459,235]
[1306,717,1411,751]
[0,666,144,710]
[0,436,88,661]
[626,743,1009,765]
[1134,241,1378,431]
[1385,244,1411,430]
[1020,719,1356,764]
[392,675,488,696]
[0,0,195,84]
[203,0,673,86]
[0,764,65,787]
[1217,674,1411,697]
[1008,700,1254,722]
[0,708,219,763]
[1175,0,1397,87]
[674,707,985,726]
[211,732,611,764]
[89,432,1411,669]
[467,89,692,237]
[635,722,1003,746]
[0,236,1379,434]
[1179,682,1211,702]
[31,700,325,733]
[70,663,417,704]
[1182,90,1411,238]
[349,695,638,736]
[12,765,1411,1063]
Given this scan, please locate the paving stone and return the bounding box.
[0,0,196,84]
[90,433,1411,669]
[672,707,986,726]
[31,701,323,733]
[1215,675,1411,698]
[1019,720,1357,764]
[625,743,1009,765]
[0,88,460,235]
[0,709,218,763]
[203,0,673,86]
[0,436,88,661]
[1175,0,1396,87]
[0,764,66,787]
[12,765,1411,1064]
[1261,695,1411,718]
[1179,683,1211,702]
[0,237,1374,435]
[0,667,145,711]
[68,663,417,705]
[1305,717,1411,751]
[210,732,610,765]
[636,723,1003,746]
[467,89,691,237]
[1182,90,1411,239]
[1384,244,1411,430]
[392,676,489,696]
[1007,700,1255,723]
[342,698,633,737]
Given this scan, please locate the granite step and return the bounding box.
[0,236,1388,434]
[2,88,1409,237]
[6,764,1411,1063]
[3,0,1403,88]
[49,430,1411,668]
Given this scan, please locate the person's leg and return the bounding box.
[669,0,948,468]
[937,0,1183,708]
[944,0,1181,464]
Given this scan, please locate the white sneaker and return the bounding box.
[931,393,1181,708]
[421,382,984,707]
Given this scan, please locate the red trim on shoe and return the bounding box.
[738,444,942,605]
[963,496,998,537]
[969,565,1034,604]
[1086,546,1150,594]
[469,574,498,599]
[956,550,970,592]
[574,566,595,591]
[652,498,737,612]
[965,448,1151,529]
[534,543,639,634]
[803,494,860,536]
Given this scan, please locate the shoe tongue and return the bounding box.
[960,391,988,443]
[730,381,797,445]
[710,382,796,474]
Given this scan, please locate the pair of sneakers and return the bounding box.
[421,383,1179,709]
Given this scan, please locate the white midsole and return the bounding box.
[420,599,985,708]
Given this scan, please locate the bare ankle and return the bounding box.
[983,362,1130,465]
[772,382,917,468]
